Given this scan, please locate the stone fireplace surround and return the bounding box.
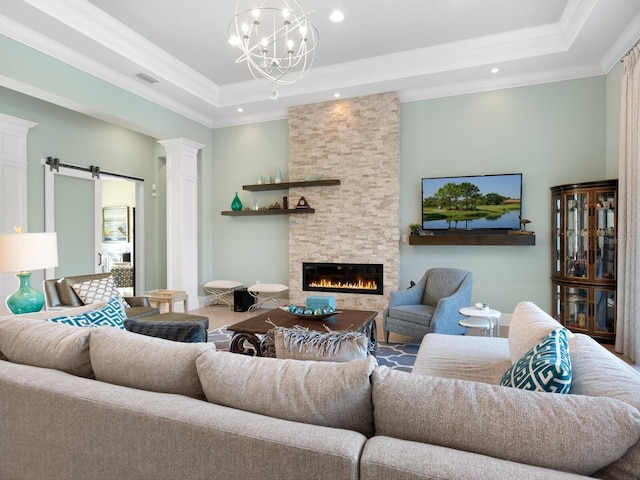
[288,92,400,314]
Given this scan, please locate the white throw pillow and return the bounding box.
[72,275,129,310]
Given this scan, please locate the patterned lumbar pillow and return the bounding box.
[48,296,126,329]
[500,327,571,393]
[273,326,371,362]
[71,275,129,309]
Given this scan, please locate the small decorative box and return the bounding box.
[305,295,336,310]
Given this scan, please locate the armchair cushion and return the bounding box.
[385,304,434,326]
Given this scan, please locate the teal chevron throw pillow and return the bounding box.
[500,328,571,394]
[48,296,126,330]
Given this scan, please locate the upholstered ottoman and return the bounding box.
[125,312,209,342]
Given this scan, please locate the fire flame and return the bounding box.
[308,279,378,290]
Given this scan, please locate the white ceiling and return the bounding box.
[2,0,640,128]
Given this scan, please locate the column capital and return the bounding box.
[158,137,204,154]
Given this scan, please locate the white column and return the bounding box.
[158,138,203,311]
[0,113,38,315]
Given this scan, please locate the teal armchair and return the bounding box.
[383,268,473,342]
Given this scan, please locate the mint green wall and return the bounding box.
[201,121,290,287]
[2,30,617,311]
[2,34,214,292]
[400,78,607,313]
[1,86,165,287]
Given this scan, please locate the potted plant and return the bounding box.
[409,223,421,235]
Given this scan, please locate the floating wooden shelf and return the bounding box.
[409,232,536,246]
[242,179,341,191]
[221,208,315,216]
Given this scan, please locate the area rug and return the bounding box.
[208,326,419,372]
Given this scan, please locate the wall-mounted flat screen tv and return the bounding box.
[421,173,522,230]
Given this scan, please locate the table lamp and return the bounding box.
[0,228,58,314]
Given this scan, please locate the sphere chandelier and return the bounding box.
[228,0,319,93]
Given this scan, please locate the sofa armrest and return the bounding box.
[361,437,590,480]
[124,296,151,308]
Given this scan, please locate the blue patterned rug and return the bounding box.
[208,326,419,372]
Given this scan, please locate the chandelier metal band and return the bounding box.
[228,0,319,86]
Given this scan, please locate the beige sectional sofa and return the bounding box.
[0,302,639,480]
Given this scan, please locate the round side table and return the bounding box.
[459,307,501,337]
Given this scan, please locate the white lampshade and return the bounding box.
[0,232,59,273]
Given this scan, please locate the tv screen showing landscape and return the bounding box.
[421,173,522,230]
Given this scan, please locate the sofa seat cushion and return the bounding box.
[412,334,510,384]
[0,317,93,377]
[386,304,434,325]
[500,328,572,394]
[90,327,215,399]
[47,296,126,330]
[372,367,640,476]
[508,301,573,364]
[196,351,377,437]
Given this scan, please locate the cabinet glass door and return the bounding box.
[595,190,616,281]
[552,283,562,322]
[552,194,562,275]
[564,193,589,278]
[594,288,615,335]
[564,285,588,332]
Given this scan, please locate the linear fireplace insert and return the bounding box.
[302,262,383,295]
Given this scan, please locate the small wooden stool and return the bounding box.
[203,280,243,309]
[145,289,188,313]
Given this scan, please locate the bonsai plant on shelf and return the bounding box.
[409,223,421,235]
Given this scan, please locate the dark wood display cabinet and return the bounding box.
[550,180,617,342]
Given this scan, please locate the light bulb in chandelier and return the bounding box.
[228,0,319,87]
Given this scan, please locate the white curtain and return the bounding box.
[617,45,640,363]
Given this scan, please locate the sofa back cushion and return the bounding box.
[0,317,93,377]
[508,301,573,363]
[196,351,377,437]
[372,366,640,476]
[90,327,214,399]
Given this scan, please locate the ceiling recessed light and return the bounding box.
[491,67,500,74]
[237,107,244,113]
[333,93,341,98]
[330,10,344,22]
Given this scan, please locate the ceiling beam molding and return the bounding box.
[560,0,599,45]
[23,0,219,107]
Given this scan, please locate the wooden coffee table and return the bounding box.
[227,308,378,356]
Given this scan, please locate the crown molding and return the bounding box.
[0,14,215,128]
[3,0,636,131]
[23,0,219,106]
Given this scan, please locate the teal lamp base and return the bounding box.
[6,272,44,314]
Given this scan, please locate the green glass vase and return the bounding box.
[231,192,243,211]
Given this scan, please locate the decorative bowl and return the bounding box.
[280,305,340,320]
